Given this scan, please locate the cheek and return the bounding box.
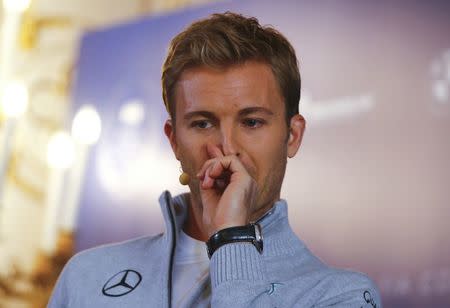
[239,143,265,176]
[176,132,209,171]
[243,134,287,178]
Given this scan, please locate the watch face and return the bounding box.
[253,223,262,242]
[254,223,263,254]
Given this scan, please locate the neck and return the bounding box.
[182,193,209,242]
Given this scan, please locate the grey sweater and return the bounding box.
[48,191,382,307]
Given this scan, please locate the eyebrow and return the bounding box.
[183,107,274,121]
[183,111,217,121]
[238,107,274,117]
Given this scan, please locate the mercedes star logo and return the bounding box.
[102,269,142,297]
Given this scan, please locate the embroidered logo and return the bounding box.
[267,282,284,295]
[102,269,142,297]
[362,290,377,308]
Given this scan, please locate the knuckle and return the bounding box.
[205,158,215,166]
[202,158,216,171]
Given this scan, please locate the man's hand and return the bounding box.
[196,144,258,238]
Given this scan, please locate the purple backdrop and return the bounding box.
[69,0,450,306]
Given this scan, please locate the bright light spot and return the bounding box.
[2,0,31,12]
[47,132,75,170]
[430,49,450,106]
[447,61,450,82]
[96,143,185,202]
[301,91,375,124]
[432,80,449,103]
[72,105,102,145]
[1,80,28,118]
[118,100,145,126]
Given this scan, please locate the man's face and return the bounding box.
[165,61,305,217]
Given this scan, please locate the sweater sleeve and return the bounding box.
[313,272,383,308]
[209,243,274,307]
[209,243,382,308]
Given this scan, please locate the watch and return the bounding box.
[206,223,263,258]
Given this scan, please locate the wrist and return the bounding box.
[207,221,247,239]
[206,223,263,259]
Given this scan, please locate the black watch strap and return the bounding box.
[206,223,263,259]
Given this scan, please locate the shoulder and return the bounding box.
[69,233,164,265]
[48,234,165,307]
[66,234,163,267]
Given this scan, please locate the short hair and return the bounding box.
[161,11,300,124]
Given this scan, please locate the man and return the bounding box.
[49,12,381,307]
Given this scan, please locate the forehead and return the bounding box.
[174,61,284,115]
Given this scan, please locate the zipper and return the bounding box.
[165,192,177,308]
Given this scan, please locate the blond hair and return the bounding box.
[162,12,301,124]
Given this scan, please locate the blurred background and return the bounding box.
[0,0,449,307]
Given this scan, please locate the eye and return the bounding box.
[242,118,265,128]
[191,120,212,129]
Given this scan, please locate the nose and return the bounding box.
[218,123,240,157]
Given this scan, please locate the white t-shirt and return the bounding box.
[171,230,211,307]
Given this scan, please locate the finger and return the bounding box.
[200,160,227,191]
[197,158,217,179]
[209,159,227,178]
[206,143,224,159]
[205,156,248,187]
[217,155,247,176]
[202,163,229,191]
[202,166,215,189]
[198,153,249,186]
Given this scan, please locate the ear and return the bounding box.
[287,114,306,158]
[164,119,180,160]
